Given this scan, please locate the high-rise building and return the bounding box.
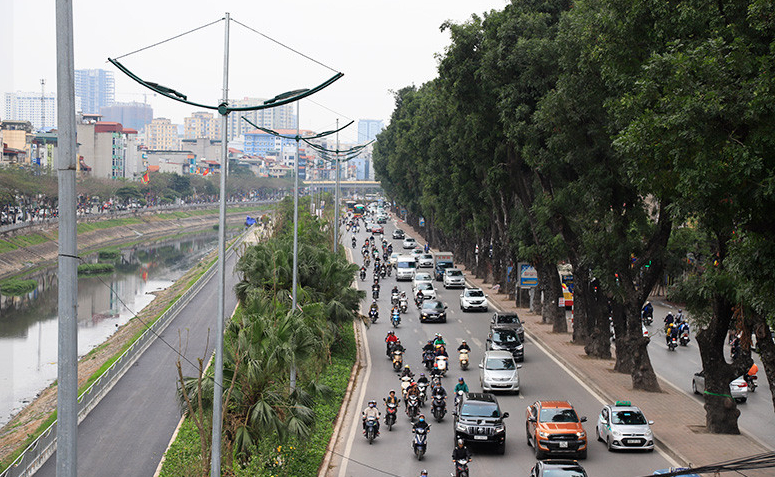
[357,119,384,143]
[145,118,179,150]
[74,69,115,114]
[100,101,153,132]
[4,91,57,130]
[76,119,139,179]
[184,111,221,140]
[226,98,297,141]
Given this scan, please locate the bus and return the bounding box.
[345,200,356,213]
[353,203,366,218]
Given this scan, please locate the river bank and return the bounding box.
[0,205,271,470]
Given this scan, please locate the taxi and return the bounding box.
[595,401,654,451]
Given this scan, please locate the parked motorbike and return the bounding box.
[364,417,379,445]
[406,394,420,422]
[392,310,401,328]
[392,350,404,371]
[455,458,471,477]
[431,393,446,422]
[412,426,430,461]
[384,400,398,431]
[435,356,448,376]
[459,350,469,370]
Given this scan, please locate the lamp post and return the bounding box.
[334,118,341,253]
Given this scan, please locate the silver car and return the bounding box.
[403,237,417,249]
[692,371,748,402]
[460,287,488,312]
[443,268,465,288]
[479,351,521,393]
[412,272,433,289]
[414,281,437,300]
[595,401,654,451]
[417,253,434,268]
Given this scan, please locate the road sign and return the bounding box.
[419,217,425,227]
[518,262,538,288]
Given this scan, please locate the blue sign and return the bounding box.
[419,217,425,227]
[518,262,538,288]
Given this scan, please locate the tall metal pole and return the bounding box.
[290,100,299,392]
[211,11,230,476]
[55,1,78,475]
[334,118,340,253]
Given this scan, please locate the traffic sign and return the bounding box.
[518,262,538,288]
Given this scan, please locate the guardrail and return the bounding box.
[0,229,249,477]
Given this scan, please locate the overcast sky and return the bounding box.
[2,0,508,143]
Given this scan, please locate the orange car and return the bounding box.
[526,400,587,459]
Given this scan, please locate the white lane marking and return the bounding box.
[471,337,483,348]
[466,329,473,336]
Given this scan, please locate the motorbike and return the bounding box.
[384,400,398,431]
[372,288,380,300]
[360,269,366,281]
[369,309,378,324]
[392,350,404,371]
[435,356,448,376]
[386,265,392,277]
[386,341,397,359]
[406,394,420,422]
[400,376,413,398]
[423,350,435,370]
[415,295,424,309]
[679,329,690,346]
[455,458,471,477]
[399,298,408,313]
[352,237,356,248]
[364,417,379,445]
[454,390,464,408]
[430,376,442,389]
[417,382,428,407]
[364,257,370,268]
[412,426,430,461]
[667,336,678,351]
[745,374,758,392]
[391,292,400,306]
[391,310,401,328]
[380,266,387,279]
[459,350,469,370]
[431,393,446,422]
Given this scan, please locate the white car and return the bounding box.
[413,272,433,289]
[692,371,748,403]
[460,287,488,312]
[403,237,417,249]
[479,350,521,393]
[443,268,465,288]
[389,252,401,267]
[417,253,434,268]
[413,281,437,300]
[595,401,654,451]
[410,248,424,258]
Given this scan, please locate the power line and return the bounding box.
[113,18,225,60]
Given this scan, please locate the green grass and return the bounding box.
[77,217,143,234]
[0,411,58,472]
[0,278,38,295]
[0,240,18,253]
[77,263,115,275]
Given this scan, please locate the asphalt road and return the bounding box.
[338,217,672,477]
[35,251,240,477]
[641,302,774,447]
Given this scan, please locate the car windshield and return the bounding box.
[543,469,586,477]
[397,261,416,269]
[405,238,415,243]
[448,270,462,277]
[466,290,484,297]
[421,254,433,260]
[496,314,520,324]
[422,301,444,311]
[540,408,579,423]
[493,331,519,343]
[418,283,432,290]
[415,273,431,281]
[437,262,453,269]
[485,358,515,370]
[611,410,647,425]
[461,402,500,418]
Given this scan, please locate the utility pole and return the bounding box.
[55,1,78,476]
[290,100,300,392]
[210,11,230,477]
[40,79,46,131]
[334,118,340,253]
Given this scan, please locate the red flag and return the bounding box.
[142,171,150,184]
[203,169,209,176]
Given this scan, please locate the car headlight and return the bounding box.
[495,424,505,432]
[516,344,524,350]
[538,431,549,438]
[612,430,621,437]
[456,423,466,432]
[645,429,653,437]
[576,431,586,438]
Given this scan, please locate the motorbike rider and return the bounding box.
[664,312,675,331]
[422,340,435,353]
[452,439,472,464]
[372,280,380,294]
[454,377,469,394]
[746,363,759,387]
[457,340,471,353]
[642,301,653,321]
[666,323,678,346]
[432,381,448,400]
[435,344,449,358]
[362,400,381,435]
[416,289,425,304]
[676,309,685,324]
[385,389,400,407]
[385,330,399,355]
[405,382,420,410]
[419,471,428,477]
[369,300,379,317]
[678,321,690,339]
[352,235,357,247]
[400,365,415,379]
[417,373,430,386]
[413,414,431,433]
[433,333,446,347]
[429,363,443,380]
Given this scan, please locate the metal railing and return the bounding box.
[0,230,249,477]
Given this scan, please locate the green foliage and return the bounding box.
[98,250,121,261]
[77,263,115,275]
[0,278,38,295]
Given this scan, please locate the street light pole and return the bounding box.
[211,11,230,476]
[290,100,299,392]
[334,118,340,253]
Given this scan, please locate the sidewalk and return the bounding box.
[396,218,771,476]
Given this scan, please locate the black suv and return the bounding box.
[453,392,509,454]
[530,460,587,477]
[491,312,525,342]
[392,229,405,239]
[486,327,524,362]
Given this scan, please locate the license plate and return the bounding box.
[625,439,639,444]
[559,441,568,448]
[474,435,488,440]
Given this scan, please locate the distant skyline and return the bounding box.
[1,0,508,144]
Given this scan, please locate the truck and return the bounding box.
[433,252,454,281]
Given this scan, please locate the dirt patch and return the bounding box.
[0,222,241,467]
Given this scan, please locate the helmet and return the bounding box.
[678,309,683,313]
[369,400,376,407]
[420,373,425,377]
[458,377,464,382]
[396,339,401,343]
[389,389,396,394]
[433,363,439,369]
[388,330,394,335]
[457,439,464,447]
[418,415,425,422]
[421,471,428,476]
[404,365,410,369]
[461,340,467,343]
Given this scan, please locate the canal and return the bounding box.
[0,231,231,426]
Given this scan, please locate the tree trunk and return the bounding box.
[581,278,612,359]
[751,312,775,414]
[536,261,566,332]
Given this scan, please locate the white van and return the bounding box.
[395,255,417,281]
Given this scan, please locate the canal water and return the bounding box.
[0,231,230,427]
